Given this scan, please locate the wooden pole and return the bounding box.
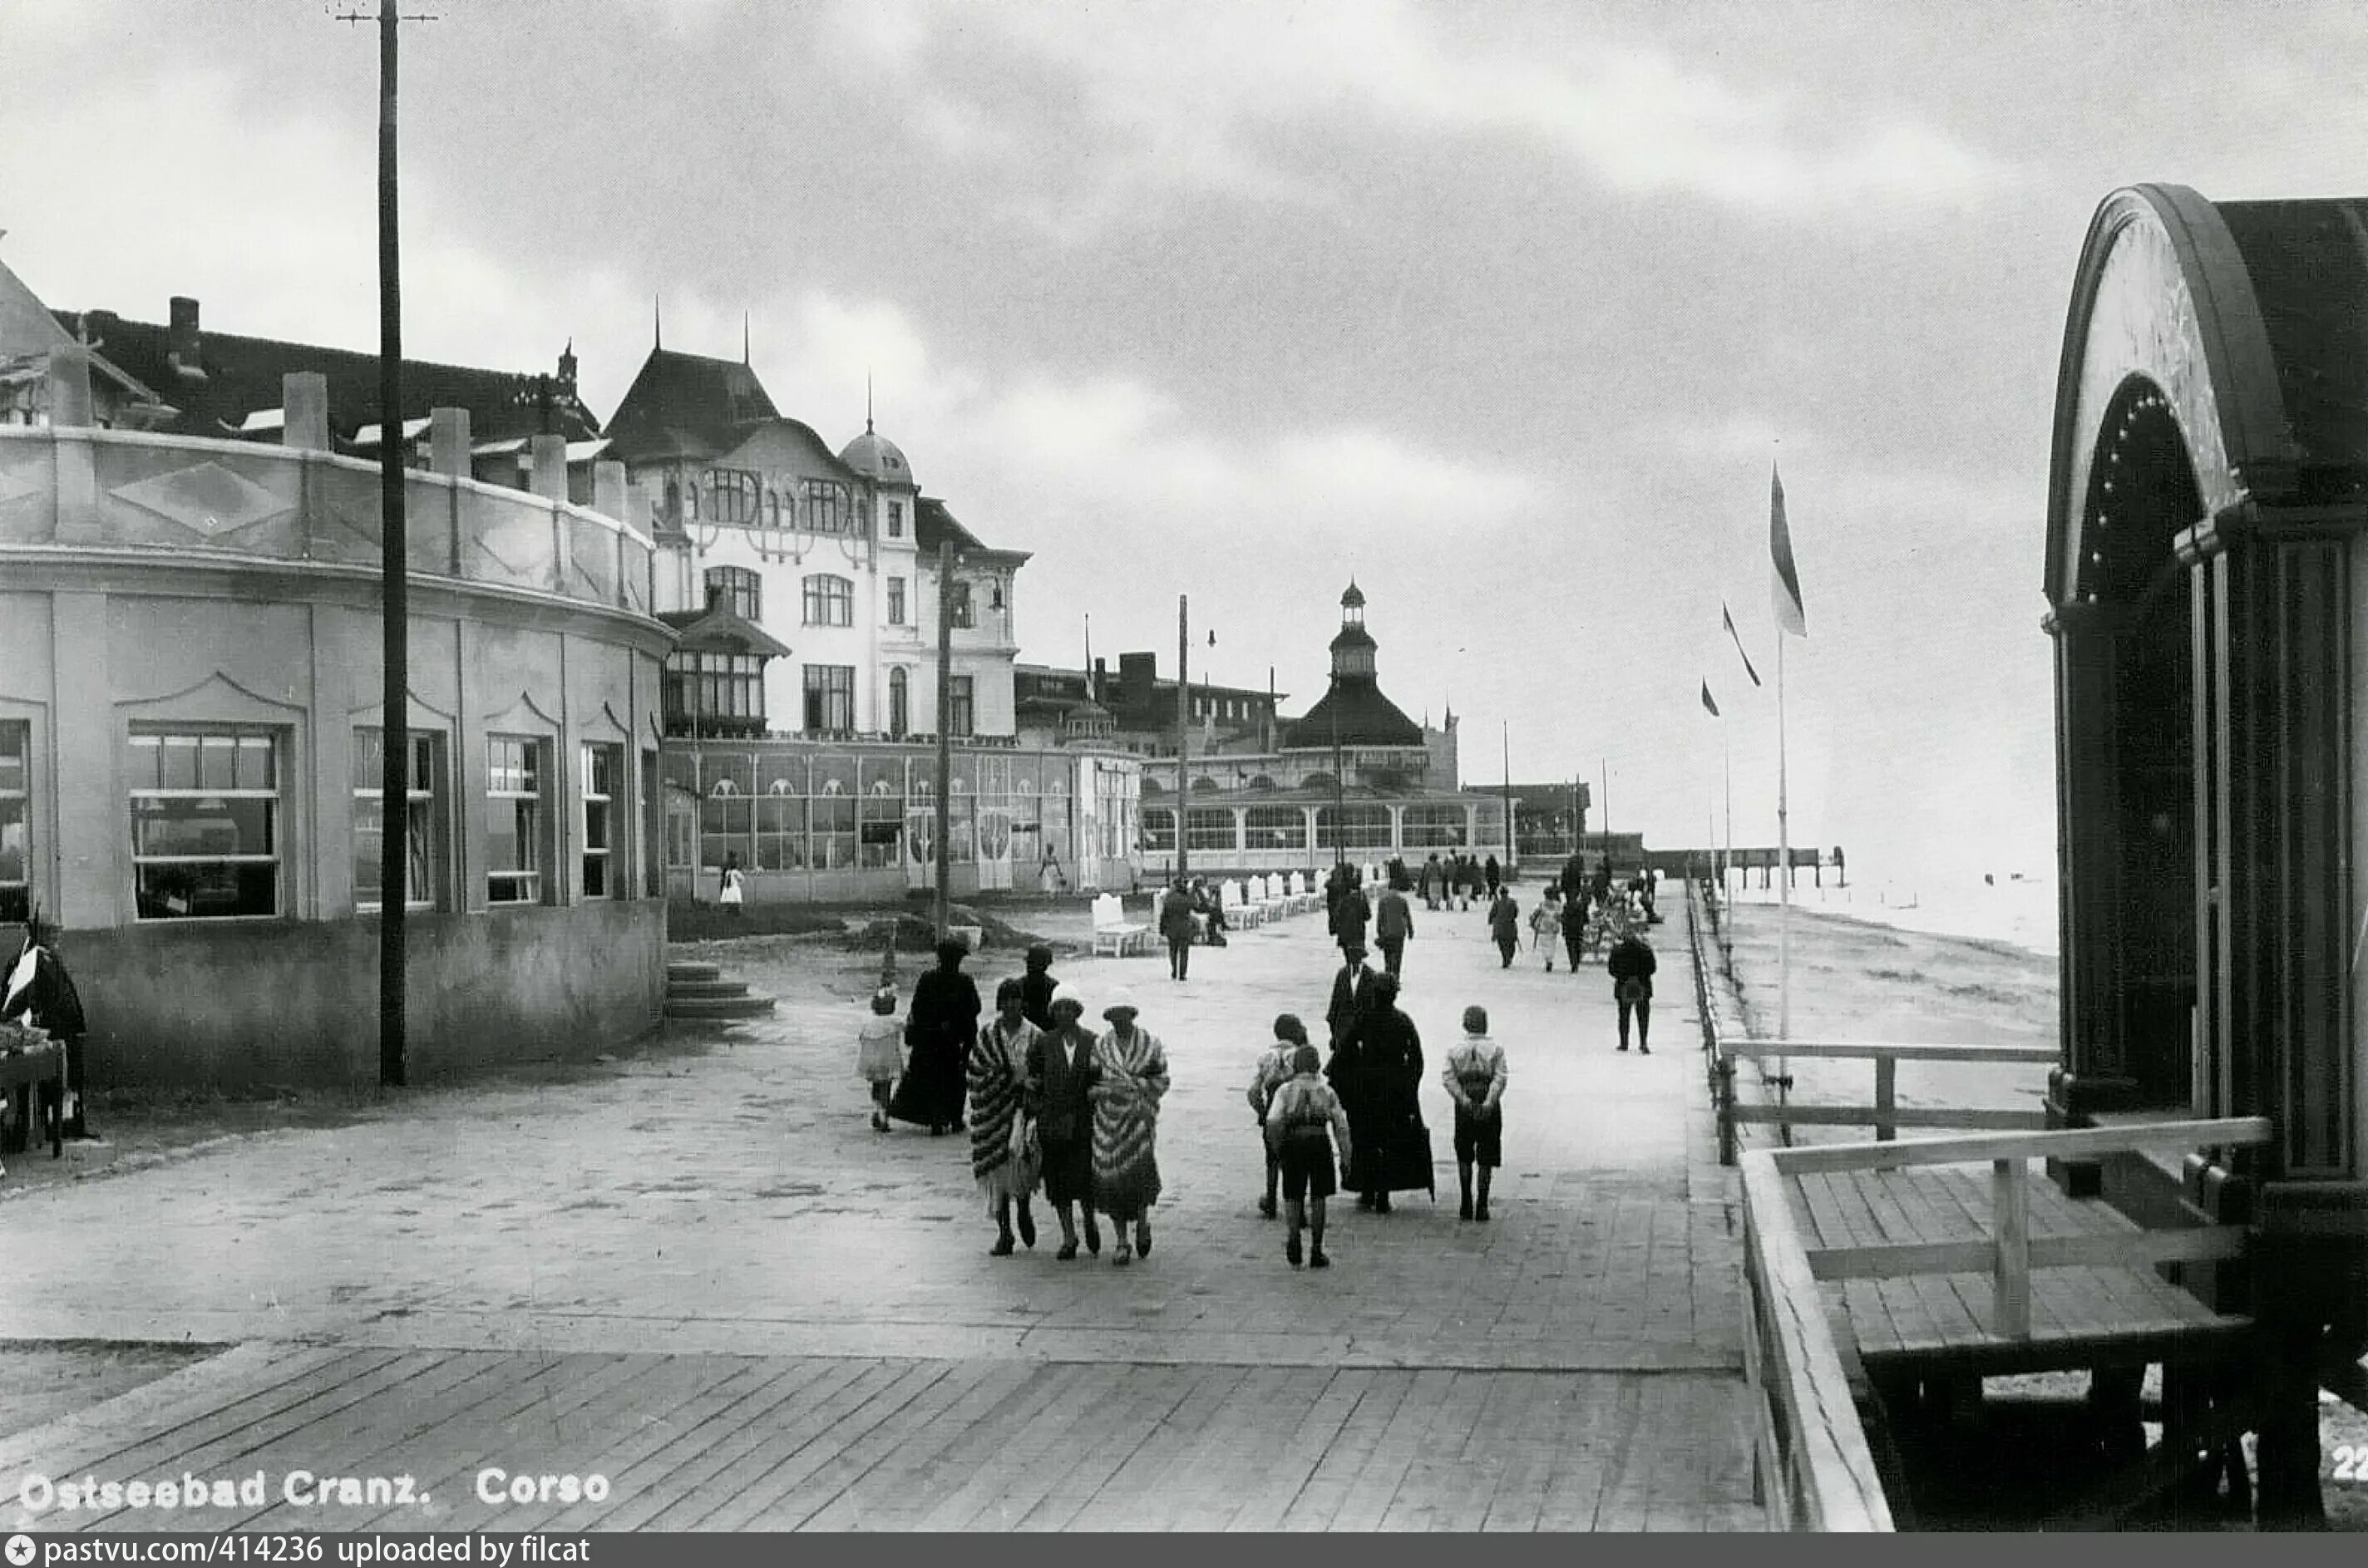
[1175,594,1189,881]
[375,0,408,1090]
[1501,720,1512,877]
[935,539,954,937]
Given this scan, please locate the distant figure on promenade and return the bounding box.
[1329,972,1426,1214]
[1246,1013,1311,1219]
[888,939,980,1135]
[1608,930,1658,1053]
[970,979,1043,1256]
[1561,889,1589,973]
[1194,878,1230,945]
[856,984,902,1133]
[1024,984,1102,1260]
[1324,862,1357,931]
[1458,854,1482,911]
[1487,887,1522,969]
[1265,1043,1352,1269]
[1443,1005,1507,1223]
[1089,989,1170,1265]
[1326,942,1379,1045]
[1591,857,1615,910]
[1559,851,1587,910]
[4,911,91,1141]
[720,854,746,916]
[1019,944,1058,1032]
[1374,880,1415,980]
[1483,854,1502,900]
[1529,890,1562,972]
[1331,877,1372,959]
[1160,880,1199,982]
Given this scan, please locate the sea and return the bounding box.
[1717,873,2060,959]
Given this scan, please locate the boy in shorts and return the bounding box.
[1246,1013,1311,1219]
[1263,1043,1354,1269]
[1443,1004,1508,1221]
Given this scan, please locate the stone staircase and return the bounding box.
[663,958,777,1021]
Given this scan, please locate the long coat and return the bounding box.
[1328,1005,1424,1195]
[1325,961,1379,1043]
[1332,886,1372,949]
[887,965,980,1128]
[1089,1026,1170,1220]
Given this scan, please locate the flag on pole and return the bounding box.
[1700,681,1720,718]
[1771,464,1807,637]
[1721,601,1763,687]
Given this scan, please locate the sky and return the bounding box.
[7,0,2366,894]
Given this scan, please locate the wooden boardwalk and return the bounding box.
[0,1346,1760,1533]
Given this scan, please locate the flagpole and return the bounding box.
[1778,627,1792,1063]
[1723,718,1733,905]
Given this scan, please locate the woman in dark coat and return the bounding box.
[1024,984,1102,1259]
[1019,944,1058,1031]
[1327,971,1425,1214]
[888,938,981,1134]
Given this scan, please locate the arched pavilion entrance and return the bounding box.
[2048,184,2368,1520]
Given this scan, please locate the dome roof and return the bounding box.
[1340,579,1366,609]
[839,425,915,487]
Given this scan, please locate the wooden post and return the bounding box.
[934,539,954,938]
[1874,1054,1897,1143]
[1176,594,1189,882]
[1992,1156,2031,1339]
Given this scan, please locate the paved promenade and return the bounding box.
[0,898,1757,1531]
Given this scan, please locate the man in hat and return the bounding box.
[1325,943,1379,1048]
[3,911,91,1141]
[1024,982,1102,1259]
[1607,929,1658,1053]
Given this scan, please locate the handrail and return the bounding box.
[1715,1036,2056,1151]
[1766,1115,2272,1176]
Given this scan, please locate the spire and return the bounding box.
[866,370,875,435]
[652,295,662,352]
[742,311,751,366]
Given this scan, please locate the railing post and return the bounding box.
[1874,1053,1897,1143]
[1992,1156,2031,1339]
[1719,1054,1738,1166]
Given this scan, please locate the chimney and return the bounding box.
[84,309,121,352]
[1093,657,1108,703]
[556,340,578,397]
[167,297,204,380]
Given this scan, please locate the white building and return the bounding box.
[601,342,1028,744]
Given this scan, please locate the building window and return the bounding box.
[1185,807,1238,854]
[887,500,904,537]
[486,735,548,905]
[1316,804,1395,852]
[1141,806,1176,853]
[888,668,909,740]
[703,565,761,622]
[1245,805,1308,851]
[664,652,766,731]
[0,722,27,923]
[803,665,856,732]
[886,577,905,626]
[950,581,974,629]
[129,727,282,920]
[803,574,853,627]
[949,675,974,738]
[803,479,851,535]
[354,727,441,912]
[582,742,620,898]
[1400,803,1470,849]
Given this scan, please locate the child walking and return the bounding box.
[1529,890,1563,972]
[1443,1005,1508,1221]
[1246,1013,1311,1218]
[1264,1043,1354,1269]
[856,984,901,1132]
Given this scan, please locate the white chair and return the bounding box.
[1091,892,1152,958]
[1220,880,1259,929]
[1257,874,1290,921]
[1287,870,1314,914]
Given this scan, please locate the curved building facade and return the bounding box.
[0,352,674,1087]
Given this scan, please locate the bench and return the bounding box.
[1090,894,1152,959]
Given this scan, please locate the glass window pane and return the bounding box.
[136,861,276,919]
[354,728,384,791]
[132,796,275,857]
[161,734,200,791]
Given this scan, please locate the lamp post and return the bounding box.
[1175,595,1189,883]
[935,539,955,937]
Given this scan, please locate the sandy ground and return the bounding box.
[1713,900,2368,1528]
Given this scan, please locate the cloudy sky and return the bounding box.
[7,0,2365,891]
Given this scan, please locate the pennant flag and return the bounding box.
[1771,465,1807,637]
[1721,601,1763,687]
[1700,681,1720,718]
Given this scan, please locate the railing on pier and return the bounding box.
[1713,1040,2057,1163]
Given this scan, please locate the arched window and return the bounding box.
[703,566,761,621]
[888,667,910,740]
[802,574,853,627]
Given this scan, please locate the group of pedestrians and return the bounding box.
[1414,851,1496,912]
[857,939,1172,1266]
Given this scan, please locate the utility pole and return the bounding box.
[935,539,955,937]
[343,0,436,1089]
[1330,693,1346,869]
[1174,595,1190,882]
[1501,721,1513,877]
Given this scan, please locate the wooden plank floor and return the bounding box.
[1785,1165,2248,1376]
[11,1351,1759,1534]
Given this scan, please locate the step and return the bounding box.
[666,977,750,1000]
[664,993,777,1020]
[666,960,720,983]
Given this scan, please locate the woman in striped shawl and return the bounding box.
[970,979,1043,1256]
[1088,989,1170,1266]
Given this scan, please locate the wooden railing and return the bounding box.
[1736,1117,2270,1530]
[1714,1038,2058,1161]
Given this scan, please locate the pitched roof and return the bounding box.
[1,259,155,405]
[1281,678,1425,749]
[601,348,785,464]
[915,496,1029,561]
[47,306,597,445]
[654,603,792,658]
